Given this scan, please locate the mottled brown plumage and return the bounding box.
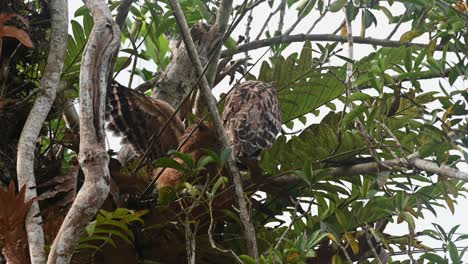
[156,123,220,189]
[222,80,281,159]
[106,82,185,161]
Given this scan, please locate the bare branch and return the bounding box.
[16,0,68,262]
[215,0,234,33]
[284,0,314,35]
[277,0,287,34]
[220,34,453,58]
[270,153,468,187]
[115,0,135,29]
[255,0,283,40]
[47,0,121,262]
[168,0,259,260]
[205,0,234,86]
[134,72,162,92]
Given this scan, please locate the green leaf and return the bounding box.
[224,37,237,50]
[258,43,344,123]
[419,142,439,158]
[71,20,86,49]
[404,48,413,72]
[197,155,216,169]
[74,5,90,17]
[80,235,117,248]
[210,176,228,197]
[155,157,186,172]
[363,10,377,29]
[329,0,347,12]
[167,150,194,169]
[400,211,415,230]
[448,241,461,264]
[343,105,367,127]
[239,254,257,264]
[399,29,423,43]
[348,92,373,102]
[420,252,446,263]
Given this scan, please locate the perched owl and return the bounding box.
[106,82,185,161]
[222,80,281,160]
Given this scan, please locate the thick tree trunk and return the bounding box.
[47,0,121,262]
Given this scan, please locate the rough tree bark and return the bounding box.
[15,0,68,262]
[168,0,259,260]
[47,0,121,262]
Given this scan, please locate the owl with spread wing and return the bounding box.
[222,80,282,160]
[106,82,185,161]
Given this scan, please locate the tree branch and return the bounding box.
[206,0,233,86]
[221,34,452,58]
[269,153,468,187]
[215,0,233,33]
[168,0,259,260]
[115,0,135,29]
[16,0,68,262]
[47,0,121,262]
[134,72,161,92]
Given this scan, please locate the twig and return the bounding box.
[284,0,314,35]
[274,198,313,249]
[407,222,415,263]
[16,0,68,262]
[207,194,244,263]
[277,0,287,35]
[386,11,406,40]
[339,244,353,263]
[185,219,198,264]
[244,8,253,69]
[255,0,284,40]
[14,87,43,106]
[220,33,453,58]
[364,224,383,264]
[205,0,234,86]
[126,24,141,88]
[115,0,135,28]
[168,0,259,260]
[333,19,345,34]
[306,6,329,34]
[134,72,162,92]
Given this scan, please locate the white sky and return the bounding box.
[68,1,467,261]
